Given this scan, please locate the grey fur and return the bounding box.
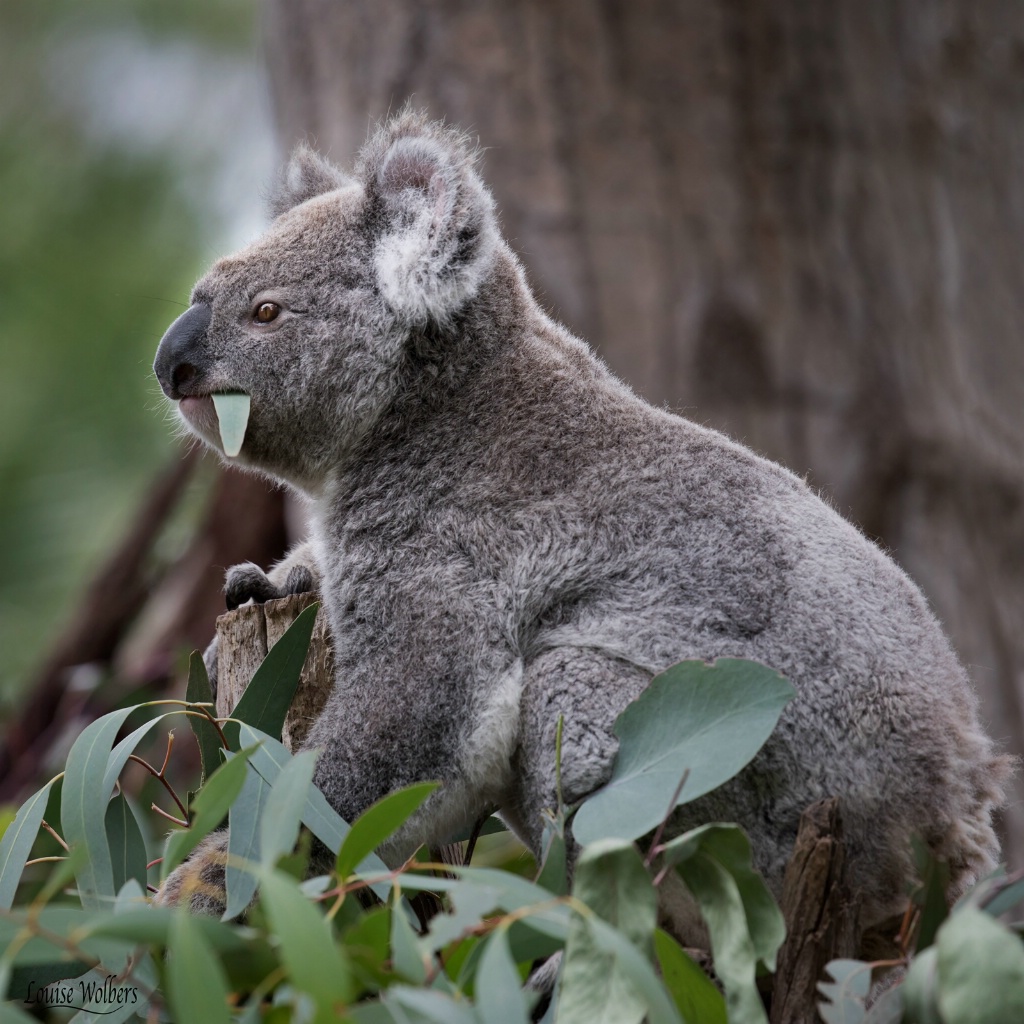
[154,110,1010,936]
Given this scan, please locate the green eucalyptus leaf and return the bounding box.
[343,905,392,989]
[224,603,318,748]
[901,945,942,1024]
[573,839,656,952]
[162,745,255,879]
[937,904,1024,1023]
[223,760,269,920]
[562,916,682,1024]
[817,959,871,1024]
[0,905,136,967]
[239,724,392,900]
[336,781,439,881]
[0,777,58,910]
[384,986,479,1024]
[421,878,501,953]
[663,823,785,973]
[167,909,232,1024]
[475,927,532,1024]
[61,707,137,908]
[259,866,352,1022]
[557,839,660,1024]
[449,865,570,914]
[211,391,250,458]
[347,1001,395,1024]
[186,651,224,783]
[663,823,783,1024]
[104,793,148,894]
[392,889,429,984]
[912,838,951,952]
[535,812,568,897]
[978,874,1024,919]
[90,904,269,970]
[402,867,572,952]
[572,659,794,846]
[261,749,317,867]
[654,928,727,1024]
[505,917,566,969]
[102,712,177,796]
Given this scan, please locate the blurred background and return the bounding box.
[2,1,1023,861]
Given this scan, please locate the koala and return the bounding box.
[153,110,1010,941]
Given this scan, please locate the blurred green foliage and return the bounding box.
[0,0,263,705]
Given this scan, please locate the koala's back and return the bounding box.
[421,294,1009,928]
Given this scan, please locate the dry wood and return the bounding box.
[214,591,334,752]
[770,797,861,1024]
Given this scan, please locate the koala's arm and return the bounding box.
[224,540,321,611]
[203,541,322,697]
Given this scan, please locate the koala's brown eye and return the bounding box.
[255,301,281,324]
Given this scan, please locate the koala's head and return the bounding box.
[153,111,499,493]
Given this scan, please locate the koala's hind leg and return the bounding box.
[504,647,651,855]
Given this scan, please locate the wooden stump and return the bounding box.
[213,592,334,752]
[770,798,861,1024]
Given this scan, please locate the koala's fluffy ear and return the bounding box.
[363,117,499,326]
[269,144,355,218]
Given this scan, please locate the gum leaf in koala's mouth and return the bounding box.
[211,393,250,457]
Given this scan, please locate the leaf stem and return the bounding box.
[129,750,188,819]
[40,818,70,852]
[644,768,690,869]
[151,803,188,828]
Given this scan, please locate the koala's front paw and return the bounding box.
[225,562,280,611]
[224,561,317,611]
[153,832,228,917]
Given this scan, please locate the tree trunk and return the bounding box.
[263,0,1024,860]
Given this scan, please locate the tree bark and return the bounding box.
[214,592,333,752]
[771,798,861,1024]
[262,0,1024,860]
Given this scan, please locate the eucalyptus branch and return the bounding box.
[0,907,157,1002]
[128,730,188,819]
[463,813,490,867]
[39,818,70,852]
[644,768,689,870]
[151,804,188,828]
[190,703,230,750]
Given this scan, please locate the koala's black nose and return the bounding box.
[154,302,213,400]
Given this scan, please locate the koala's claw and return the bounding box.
[225,561,318,611]
[283,565,315,596]
[225,562,280,611]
